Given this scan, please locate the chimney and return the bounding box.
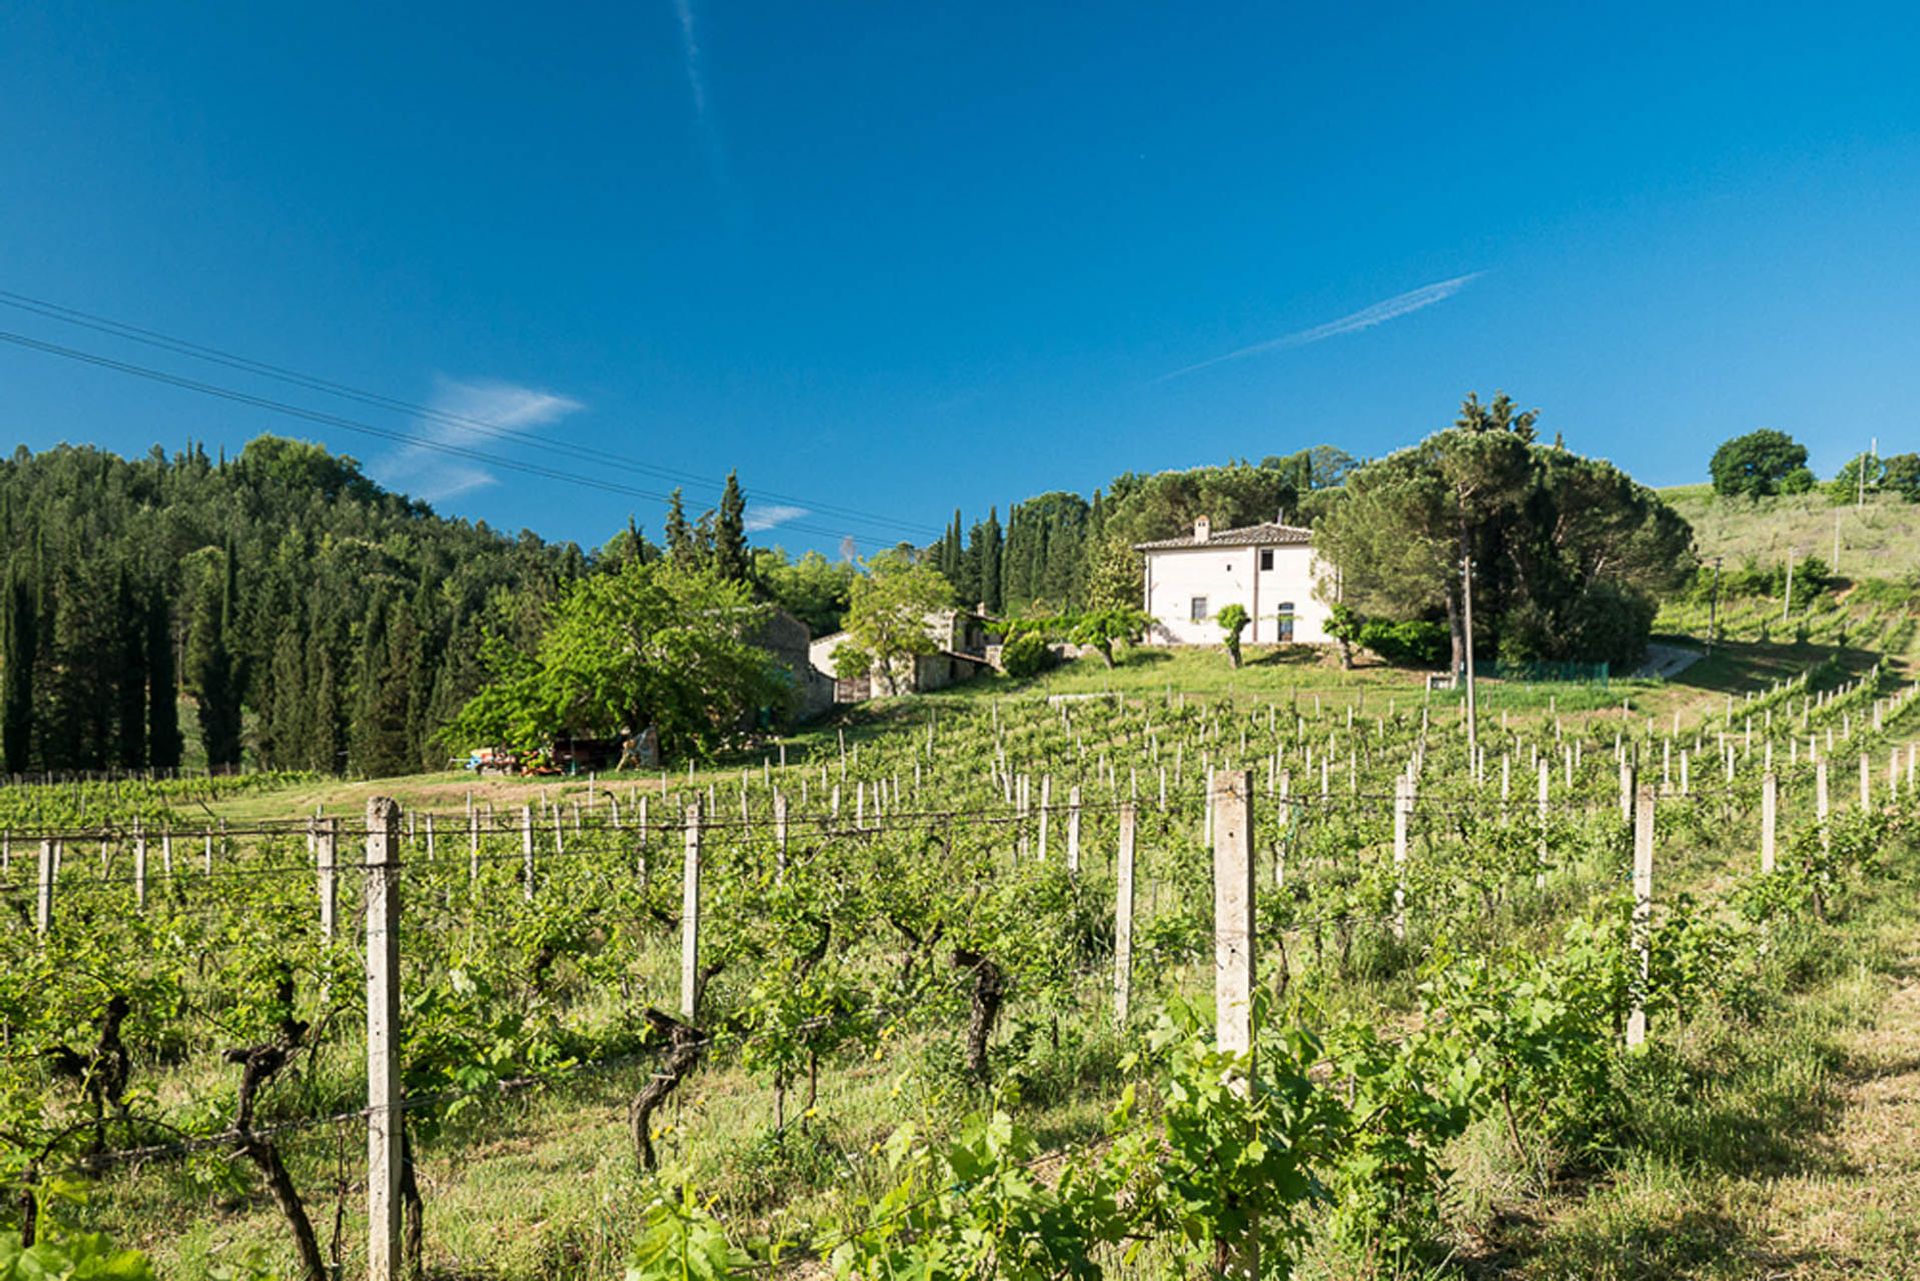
[1193,515,1211,543]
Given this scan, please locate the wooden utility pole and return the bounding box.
[1462,555,1477,762]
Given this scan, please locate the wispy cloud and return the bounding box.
[1153,272,1485,383]
[673,0,731,192]
[745,503,810,533]
[380,377,584,503]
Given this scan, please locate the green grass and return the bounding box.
[1657,485,1920,579]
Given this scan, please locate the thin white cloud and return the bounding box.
[745,503,810,533]
[1153,272,1485,383]
[674,0,731,192]
[380,377,584,503]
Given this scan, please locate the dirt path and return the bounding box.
[1764,939,1920,1277]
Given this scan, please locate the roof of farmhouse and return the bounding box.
[1133,521,1314,552]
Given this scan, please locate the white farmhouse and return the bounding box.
[1135,517,1333,646]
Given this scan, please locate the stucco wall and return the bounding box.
[1142,543,1333,646]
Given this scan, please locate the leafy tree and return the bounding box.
[754,547,857,637]
[999,631,1051,678]
[1317,396,1692,670]
[1081,533,1144,613]
[447,560,784,763]
[1323,602,1363,670]
[1883,453,1920,503]
[832,551,954,695]
[1216,603,1250,669]
[1709,429,1808,498]
[1067,608,1151,668]
[1826,452,1886,505]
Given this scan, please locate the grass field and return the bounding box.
[1658,485,1920,579]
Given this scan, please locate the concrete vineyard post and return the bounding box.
[316,818,338,941]
[468,809,479,882]
[1761,772,1778,873]
[1038,775,1051,862]
[1393,774,1412,940]
[1816,761,1830,853]
[1536,758,1550,888]
[773,790,789,882]
[681,803,702,1022]
[1067,784,1081,873]
[1627,784,1654,1049]
[521,805,536,901]
[1114,802,1135,1027]
[1209,768,1258,1281]
[36,839,53,938]
[363,797,403,1281]
[133,821,147,913]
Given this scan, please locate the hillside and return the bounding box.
[1660,484,1920,579]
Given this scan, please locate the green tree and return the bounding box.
[189,542,244,770]
[1826,452,1886,505]
[1067,607,1152,668]
[1216,603,1250,669]
[447,560,783,763]
[1710,429,1809,498]
[145,583,182,769]
[664,488,698,569]
[754,547,856,637]
[1883,453,1920,503]
[713,472,751,583]
[833,551,954,695]
[1,566,35,773]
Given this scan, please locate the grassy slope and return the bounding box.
[1658,485,1920,576]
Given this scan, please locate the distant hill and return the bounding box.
[1658,485,1920,581]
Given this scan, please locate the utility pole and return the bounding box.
[1833,509,1841,576]
[1708,556,1723,654]
[1783,547,1795,623]
[1462,554,1477,761]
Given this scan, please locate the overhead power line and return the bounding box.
[0,328,920,549]
[0,288,944,542]
[0,326,910,545]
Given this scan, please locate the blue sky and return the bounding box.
[2,1,1917,554]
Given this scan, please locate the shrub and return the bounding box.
[1356,618,1449,667]
[1000,632,1051,679]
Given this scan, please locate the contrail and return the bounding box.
[1154,271,1485,383]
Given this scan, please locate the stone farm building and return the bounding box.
[809,608,994,702]
[1135,517,1333,646]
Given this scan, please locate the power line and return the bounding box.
[0,329,907,548]
[0,288,945,542]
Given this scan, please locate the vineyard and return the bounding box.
[4,654,1920,1280]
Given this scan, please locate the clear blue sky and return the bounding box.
[3,1,1917,554]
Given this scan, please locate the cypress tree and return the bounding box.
[146,583,183,770]
[714,472,750,583]
[111,565,148,768]
[1,567,36,775]
[190,542,244,770]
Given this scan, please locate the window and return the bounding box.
[1189,596,1209,623]
[1276,602,1296,643]
[1260,549,1274,571]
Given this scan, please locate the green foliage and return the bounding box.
[999,632,1051,679]
[752,548,855,637]
[1216,603,1250,668]
[1826,452,1887,506]
[0,1228,157,1280]
[832,552,953,696]
[1711,429,1810,498]
[1318,396,1693,668]
[1354,617,1449,667]
[447,559,785,762]
[1883,452,1920,502]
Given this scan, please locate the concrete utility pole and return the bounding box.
[1462,555,1477,761]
